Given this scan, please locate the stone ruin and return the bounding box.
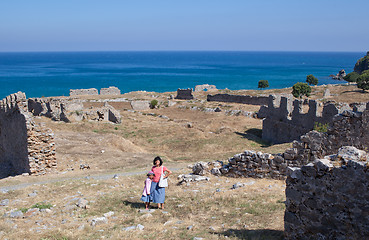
[70,88,99,96]
[194,84,217,92]
[175,88,194,100]
[207,93,269,106]
[285,146,369,239]
[189,103,369,239]
[100,86,121,95]
[28,97,122,124]
[258,94,367,144]
[0,92,56,178]
[193,105,369,180]
[69,86,121,96]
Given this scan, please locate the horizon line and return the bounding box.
[0,50,366,54]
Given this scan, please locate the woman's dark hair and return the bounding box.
[153,156,163,166]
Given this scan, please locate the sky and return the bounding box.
[0,0,368,52]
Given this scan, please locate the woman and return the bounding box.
[150,156,172,209]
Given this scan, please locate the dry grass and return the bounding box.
[0,171,285,240]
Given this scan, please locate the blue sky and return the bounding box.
[1,0,368,52]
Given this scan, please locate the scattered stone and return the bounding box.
[103,211,115,218]
[76,198,89,209]
[136,224,144,230]
[24,208,39,218]
[138,209,155,213]
[0,199,9,206]
[231,182,245,189]
[9,210,23,218]
[90,217,108,226]
[28,191,38,197]
[112,174,119,179]
[186,122,193,128]
[187,225,194,230]
[123,226,137,231]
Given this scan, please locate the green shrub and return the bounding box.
[314,122,329,133]
[357,73,369,92]
[258,80,269,89]
[343,72,360,82]
[306,74,318,86]
[292,82,311,98]
[150,99,158,109]
[31,202,53,209]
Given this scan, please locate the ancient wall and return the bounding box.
[0,92,56,178]
[175,89,194,100]
[28,98,121,124]
[258,94,366,144]
[100,86,121,95]
[285,146,369,239]
[70,88,98,96]
[207,94,269,106]
[194,107,369,180]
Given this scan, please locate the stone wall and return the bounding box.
[194,107,369,180]
[28,98,121,124]
[285,146,369,239]
[0,92,56,178]
[207,94,269,106]
[100,86,121,95]
[258,94,366,144]
[70,88,98,96]
[175,89,194,100]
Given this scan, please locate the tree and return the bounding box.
[306,74,318,86]
[343,72,360,82]
[258,80,269,89]
[292,82,311,98]
[357,73,369,92]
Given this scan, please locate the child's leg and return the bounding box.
[145,202,149,209]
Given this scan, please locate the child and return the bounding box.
[140,171,155,209]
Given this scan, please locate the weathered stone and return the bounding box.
[207,94,269,106]
[194,84,217,92]
[130,101,150,110]
[0,199,9,206]
[100,86,121,95]
[90,217,108,226]
[76,198,89,209]
[175,89,194,100]
[70,88,98,96]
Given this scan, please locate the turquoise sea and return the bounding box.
[0,51,364,99]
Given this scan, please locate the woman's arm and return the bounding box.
[164,169,172,178]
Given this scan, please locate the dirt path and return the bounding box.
[0,166,184,192]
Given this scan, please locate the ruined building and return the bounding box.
[0,92,56,178]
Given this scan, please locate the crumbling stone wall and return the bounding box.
[28,98,121,124]
[207,94,269,106]
[175,89,194,100]
[258,95,366,144]
[0,92,56,178]
[195,107,369,180]
[100,86,121,95]
[70,88,98,96]
[285,146,369,239]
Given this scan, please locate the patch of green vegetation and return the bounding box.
[258,80,269,89]
[292,82,311,98]
[31,202,53,209]
[148,138,154,143]
[306,74,318,86]
[314,122,329,133]
[114,126,118,130]
[150,99,158,109]
[19,207,29,213]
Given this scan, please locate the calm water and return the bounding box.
[0,51,364,99]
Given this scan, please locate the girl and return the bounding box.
[140,171,155,209]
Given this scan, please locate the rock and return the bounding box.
[103,211,115,218]
[337,146,367,163]
[136,224,144,230]
[187,225,194,230]
[130,101,150,110]
[232,182,245,189]
[194,84,217,92]
[193,237,204,240]
[70,88,98,96]
[192,162,209,175]
[90,217,108,226]
[331,69,346,80]
[186,122,193,128]
[28,191,37,197]
[100,86,121,95]
[123,225,137,231]
[323,88,330,98]
[138,209,155,213]
[9,210,23,218]
[76,198,89,209]
[0,199,9,206]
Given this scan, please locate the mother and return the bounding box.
[151,156,172,209]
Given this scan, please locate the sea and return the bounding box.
[0,51,364,99]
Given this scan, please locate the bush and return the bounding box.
[292,82,311,98]
[150,99,158,109]
[306,74,318,86]
[357,73,369,92]
[314,122,329,133]
[258,80,269,89]
[343,72,360,82]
